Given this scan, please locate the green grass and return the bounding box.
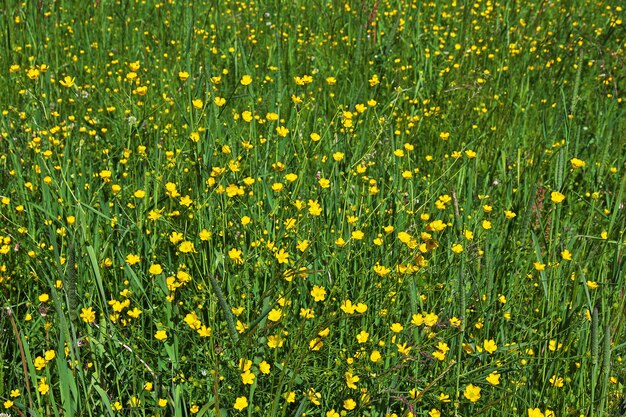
[1,0,625,416]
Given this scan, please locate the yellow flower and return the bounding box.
[294,74,313,85]
[483,339,498,354]
[241,110,253,122]
[370,350,382,363]
[178,71,190,81]
[34,356,47,370]
[390,322,404,333]
[39,293,49,303]
[214,96,226,106]
[551,191,565,203]
[549,375,564,387]
[561,249,572,260]
[125,254,141,266]
[198,325,211,337]
[267,334,283,349]
[240,75,252,85]
[4,399,14,408]
[427,220,446,232]
[432,350,446,361]
[311,285,326,302]
[306,388,321,405]
[128,307,142,318]
[275,248,289,264]
[27,68,40,79]
[236,320,248,333]
[137,89,153,101]
[319,178,330,188]
[486,372,501,385]
[229,248,244,264]
[149,264,163,275]
[341,300,356,314]
[179,241,195,253]
[148,209,162,221]
[309,337,324,351]
[463,384,481,402]
[436,341,450,354]
[528,408,544,417]
[343,398,357,410]
[345,371,359,389]
[396,342,412,355]
[241,371,255,385]
[267,308,282,322]
[351,230,364,240]
[155,330,167,341]
[355,303,367,313]
[451,243,463,253]
[570,157,586,168]
[424,312,439,326]
[59,76,75,88]
[317,327,330,337]
[296,239,309,252]
[38,378,50,395]
[276,126,289,137]
[192,99,203,109]
[548,340,562,351]
[356,330,369,343]
[233,396,248,411]
[259,361,271,374]
[308,200,322,216]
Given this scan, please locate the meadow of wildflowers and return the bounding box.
[1,0,625,416]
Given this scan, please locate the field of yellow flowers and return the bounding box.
[1,0,625,416]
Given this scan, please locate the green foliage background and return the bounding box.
[0,0,625,416]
